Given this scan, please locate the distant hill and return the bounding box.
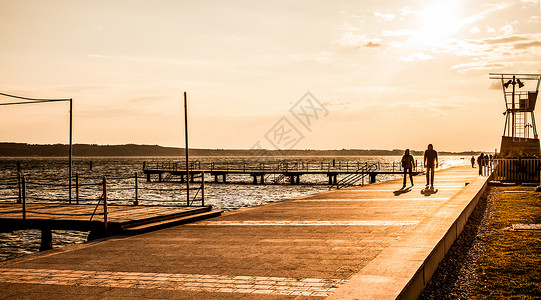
[0,143,480,157]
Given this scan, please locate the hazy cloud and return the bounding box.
[499,24,515,35]
[339,22,360,32]
[473,35,529,44]
[451,61,508,72]
[381,29,418,37]
[374,12,396,22]
[528,16,541,23]
[470,26,481,34]
[335,32,382,49]
[514,41,541,49]
[399,52,434,62]
[400,6,414,17]
[489,81,503,90]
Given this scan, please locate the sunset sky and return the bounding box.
[1,0,540,152]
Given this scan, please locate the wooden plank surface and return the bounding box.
[0,203,207,225]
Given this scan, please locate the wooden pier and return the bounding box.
[0,169,218,251]
[143,160,423,186]
[0,203,221,250]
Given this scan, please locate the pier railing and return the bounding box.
[143,159,420,173]
[0,172,206,222]
[486,158,541,182]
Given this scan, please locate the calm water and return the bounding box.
[0,155,468,261]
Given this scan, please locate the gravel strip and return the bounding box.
[419,187,497,299]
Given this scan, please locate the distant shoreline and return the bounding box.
[0,143,481,157]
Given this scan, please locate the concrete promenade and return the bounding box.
[0,166,487,299]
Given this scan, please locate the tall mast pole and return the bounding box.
[512,75,516,138]
[69,98,73,204]
[184,92,189,205]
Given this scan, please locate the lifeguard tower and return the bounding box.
[490,73,541,156]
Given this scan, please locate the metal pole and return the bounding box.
[201,171,205,206]
[75,172,79,204]
[17,172,21,204]
[69,98,73,204]
[184,92,190,206]
[22,176,26,220]
[512,76,516,138]
[103,176,108,231]
[134,172,139,206]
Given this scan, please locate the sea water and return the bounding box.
[0,156,469,261]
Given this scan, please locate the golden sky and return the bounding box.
[1,0,540,152]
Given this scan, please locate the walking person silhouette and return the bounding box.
[401,149,414,188]
[424,144,438,190]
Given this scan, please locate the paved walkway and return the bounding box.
[0,166,487,299]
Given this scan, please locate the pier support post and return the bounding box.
[158,173,162,182]
[146,173,151,183]
[295,175,300,184]
[370,173,377,184]
[222,174,227,184]
[328,174,337,185]
[40,228,53,251]
[252,175,257,184]
[214,174,218,183]
[260,174,265,184]
[17,173,21,204]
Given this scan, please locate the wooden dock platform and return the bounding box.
[0,166,487,299]
[0,204,221,249]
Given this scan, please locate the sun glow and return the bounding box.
[417,1,462,44]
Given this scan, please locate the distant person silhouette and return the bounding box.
[471,156,475,168]
[424,144,438,189]
[401,149,414,188]
[477,153,485,175]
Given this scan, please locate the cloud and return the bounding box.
[472,35,529,45]
[334,32,382,49]
[399,52,434,62]
[339,22,360,32]
[499,24,515,35]
[489,81,503,90]
[439,34,541,57]
[381,29,418,37]
[374,12,395,22]
[450,61,508,72]
[441,33,541,72]
[529,16,541,24]
[470,26,481,34]
[400,6,414,17]
[514,41,541,49]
